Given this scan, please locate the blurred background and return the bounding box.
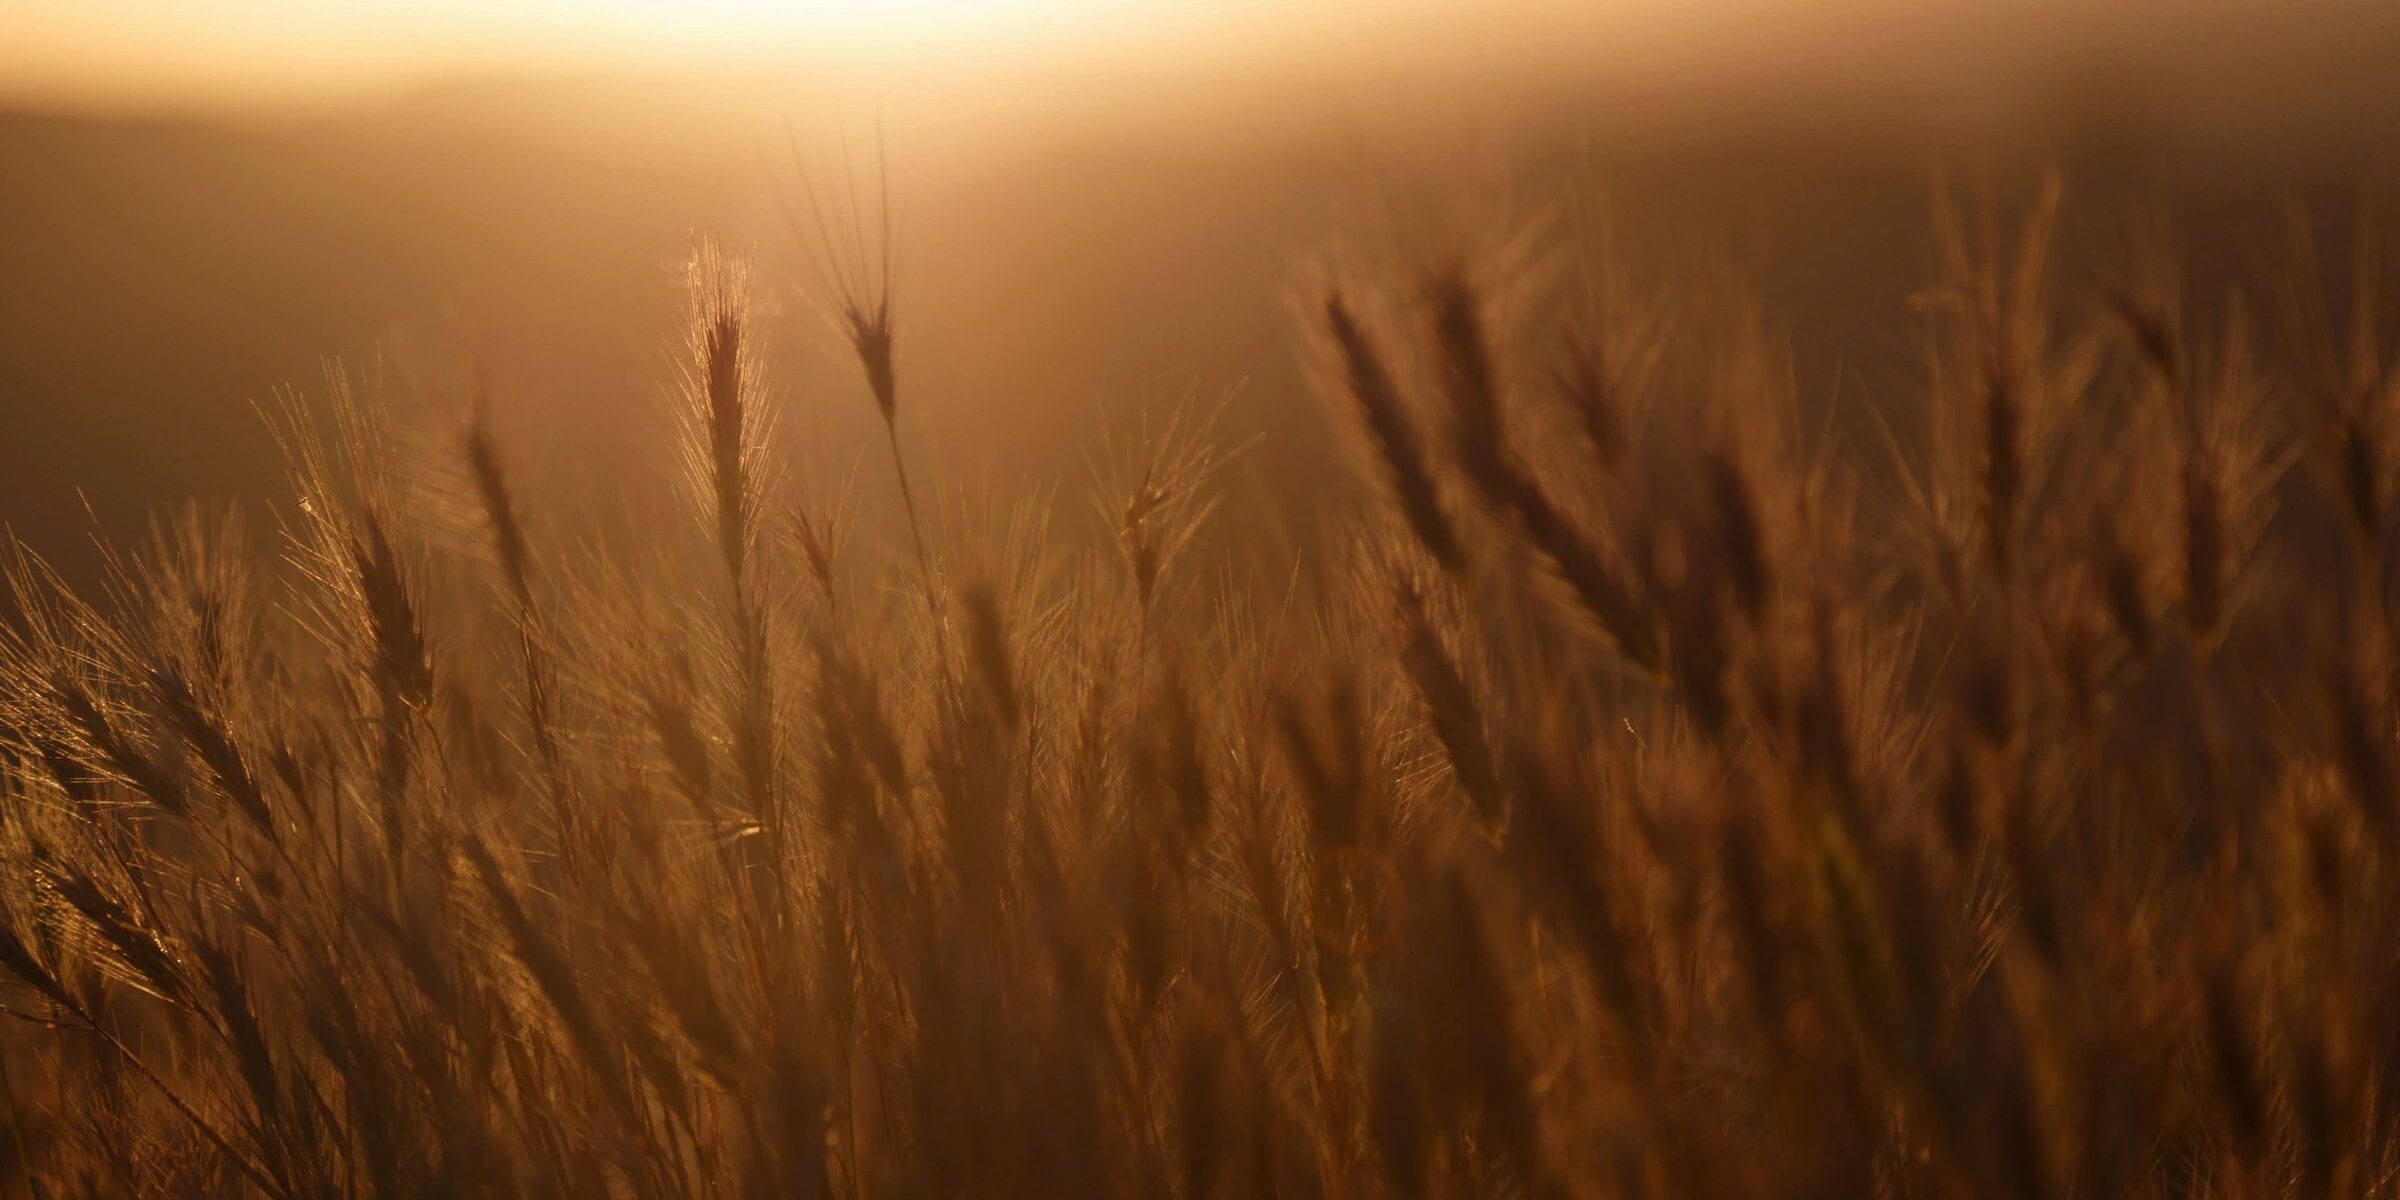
[2,0,2396,581]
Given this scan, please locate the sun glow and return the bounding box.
[0,0,1202,109]
[496,0,1139,56]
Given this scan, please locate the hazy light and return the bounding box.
[0,0,1239,109]
[561,0,1083,46]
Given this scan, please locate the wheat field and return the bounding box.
[0,177,2397,1198]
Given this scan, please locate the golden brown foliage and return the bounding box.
[0,188,2398,1199]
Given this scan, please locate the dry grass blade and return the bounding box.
[0,170,2393,1200]
[1324,287,1463,572]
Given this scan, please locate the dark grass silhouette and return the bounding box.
[1,179,2398,1198]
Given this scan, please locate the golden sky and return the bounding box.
[2,0,1609,109]
[0,0,2343,121]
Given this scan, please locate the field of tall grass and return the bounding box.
[1,177,2398,1198]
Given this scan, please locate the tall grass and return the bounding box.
[0,185,2398,1199]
